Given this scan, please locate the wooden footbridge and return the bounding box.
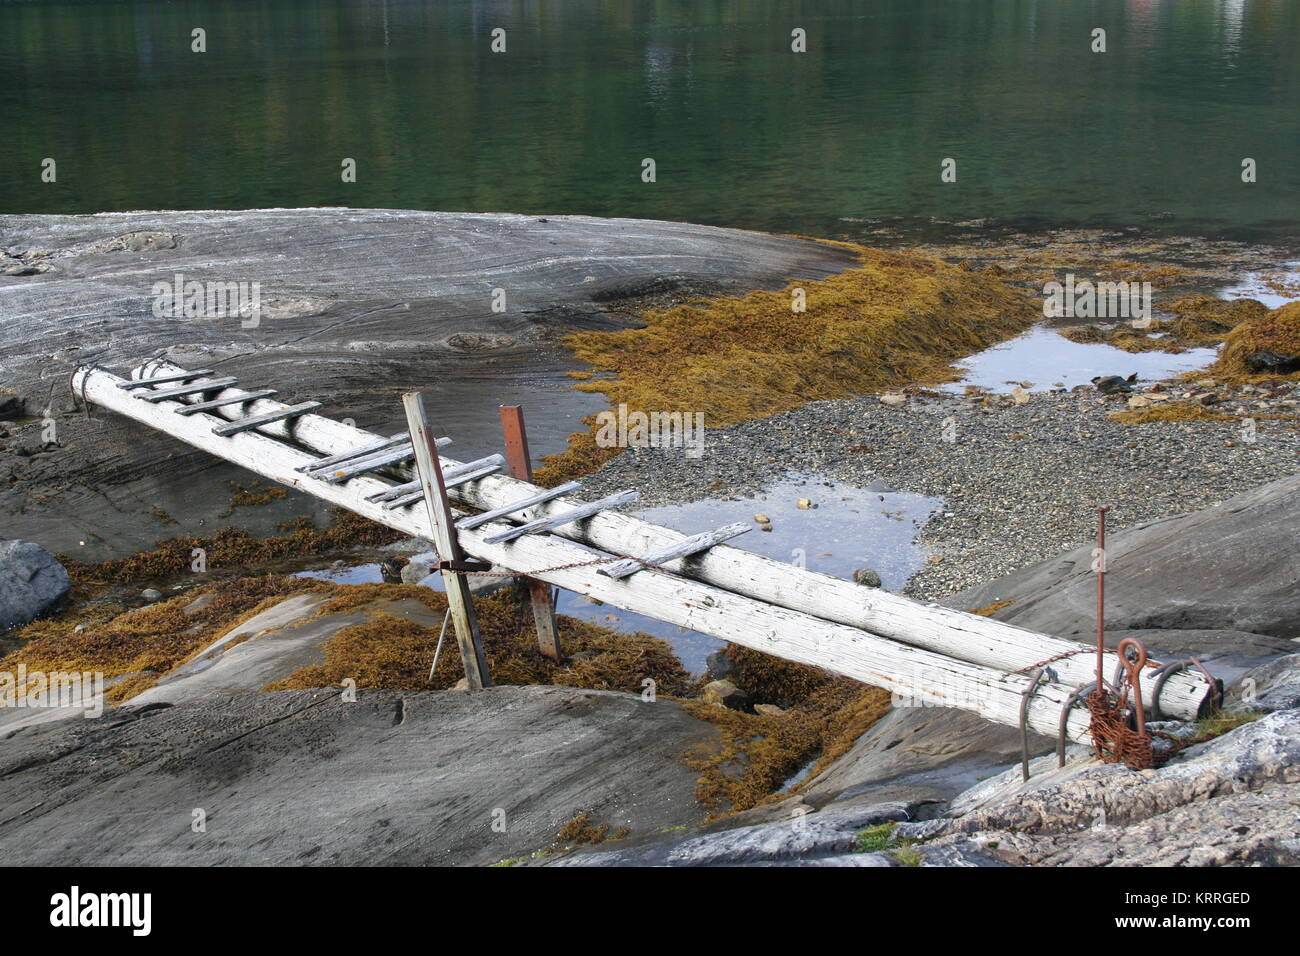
[72,361,1221,752]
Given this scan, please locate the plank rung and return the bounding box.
[175,390,278,415]
[483,490,639,544]
[298,433,409,473]
[600,522,752,579]
[117,369,216,390]
[315,437,451,484]
[457,481,582,531]
[137,377,239,402]
[381,461,504,510]
[366,455,504,503]
[212,402,321,436]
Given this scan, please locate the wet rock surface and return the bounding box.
[0,208,856,558]
[0,685,719,866]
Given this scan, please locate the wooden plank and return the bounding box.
[402,391,491,690]
[297,433,409,473]
[381,462,503,510]
[73,363,1103,741]
[175,389,278,415]
[482,490,639,545]
[366,455,506,503]
[137,377,239,401]
[117,369,215,389]
[456,481,582,531]
[499,404,563,661]
[111,361,1214,721]
[601,522,752,579]
[318,444,415,482]
[212,402,322,436]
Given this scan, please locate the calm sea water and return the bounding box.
[3,0,1297,238]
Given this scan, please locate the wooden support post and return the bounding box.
[403,391,492,689]
[498,404,563,661]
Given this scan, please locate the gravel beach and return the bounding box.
[583,379,1300,600]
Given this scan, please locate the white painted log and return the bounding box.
[101,361,1214,720]
[74,363,1099,742]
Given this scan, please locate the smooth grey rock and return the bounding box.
[0,685,719,866]
[0,209,856,557]
[947,475,1300,640]
[140,588,163,601]
[1232,654,1300,714]
[0,540,71,631]
[924,709,1300,866]
[545,802,910,867]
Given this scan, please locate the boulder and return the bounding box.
[0,540,71,631]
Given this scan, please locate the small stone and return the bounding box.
[141,588,163,601]
[1127,395,1152,409]
[702,679,751,712]
[852,567,883,588]
[879,393,906,406]
[451,678,470,691]
[754,703,786,718]
[1009,386,1030,405]
[753,513,770,525]
[796,498,814,510]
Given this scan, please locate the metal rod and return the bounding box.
[499,405,564,661]
[1096,505,1109,698]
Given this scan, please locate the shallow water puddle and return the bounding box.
[295,476,941,676]
[944,326,1218,394]
[1219,261,1300,310]
[295,564,385,585]
[555,475,942,674]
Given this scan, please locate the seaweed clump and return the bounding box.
[682,644,891,817]
[535,243,1039,484]
[265,586,694,697]
[0,576,327,705]
[1209,301,1300,383]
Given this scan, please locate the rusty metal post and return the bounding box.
[498,405,564,661]
[1095,505,1109,699]
[403,391,491,689]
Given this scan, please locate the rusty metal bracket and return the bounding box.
[1020,666,1057,782]
[435,559,494,573]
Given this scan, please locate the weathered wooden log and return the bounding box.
[91,360,1215,722]
[73,362,1101,742]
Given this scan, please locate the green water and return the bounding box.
[3,0,1298,238]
